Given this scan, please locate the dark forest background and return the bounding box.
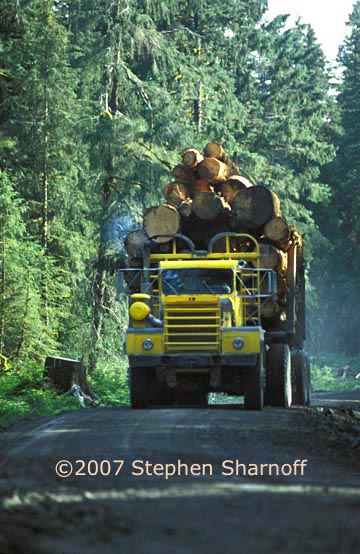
[1,0,360,402]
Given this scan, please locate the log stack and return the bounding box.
[123,141,303,328]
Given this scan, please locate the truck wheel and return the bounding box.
[292,350,309,406]
[244,356,264,410]
[267,344,292,408]
[130,366,150,409]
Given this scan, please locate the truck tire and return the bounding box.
[292,352,311,406]
[130,366,150,409]
[244,356,264,410]
[267,344,292,408]
[292,350,307,406]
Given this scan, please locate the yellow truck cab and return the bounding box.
[124,232,309,410]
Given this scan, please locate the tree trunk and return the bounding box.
[124,229,148,258]
[163,182,190,206]
[143,204,181,243]
[182,148,204,169]
[230,185,281,230]
[197,157,229,183]
[191,191,230,221]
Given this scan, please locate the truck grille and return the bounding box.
[164,301,220,353]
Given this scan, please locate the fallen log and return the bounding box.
[230,185,281,230]
[143,204,181,243]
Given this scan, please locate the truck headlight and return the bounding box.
[143,338,154,351]
[129,301,150,321]
[233,337,244,350]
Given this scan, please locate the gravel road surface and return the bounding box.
[0,392,359,554]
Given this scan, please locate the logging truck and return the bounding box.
[123,231,310,410]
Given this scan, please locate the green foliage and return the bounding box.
[89,363,129,406]
[0,364,79,429]
[311,356,360,392]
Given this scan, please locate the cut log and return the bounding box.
[259,243,288,272]
[172,164,197,184]
[197,157,229,184]
[191,179,212,195]
[230,185,281,230]
[163,182,190,206]
[204,141,226,161]
[182,148,204,169]
[204,142,239,175]
[215,175,252,203]
[264,217,290,246]
[124,229,148,258]
[143,204,180,243]
[191,191,230,221]
[178,199,192,218]
[260,300,282,321]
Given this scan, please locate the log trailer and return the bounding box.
[123,232,310,410]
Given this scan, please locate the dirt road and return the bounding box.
[0,393,359,554]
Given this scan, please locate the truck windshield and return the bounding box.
[162,268,233,295]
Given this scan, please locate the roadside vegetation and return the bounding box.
[0,364,129,429]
